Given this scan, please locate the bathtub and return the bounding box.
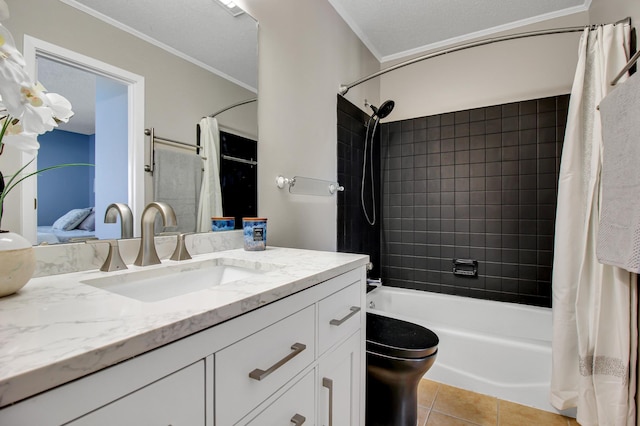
[367,286,564,414]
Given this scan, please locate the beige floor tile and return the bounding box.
[427,411,480,426]
[418,379,440,408]
[498,400,570,426]
[417,406,430,426]
[432,384,497,426]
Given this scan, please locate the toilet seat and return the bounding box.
[366,313,438,359]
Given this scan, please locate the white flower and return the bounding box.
[14,83,57,134]
[0,24,30,119]
[0,120,38,155]
[0,23,73,137]
[45,91,74,124]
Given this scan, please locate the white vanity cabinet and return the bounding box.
[0,266,365,426]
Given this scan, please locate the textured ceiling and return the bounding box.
[43,0,258,135]
[37,57,96,135]
[328,0,590,62]
[65,0,258,91]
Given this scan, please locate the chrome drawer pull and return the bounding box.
[291,413,306,425]
[329,306,361,326]
[322,377,334,426]
[248,342,307,381]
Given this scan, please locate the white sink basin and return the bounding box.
[81,258,277,302]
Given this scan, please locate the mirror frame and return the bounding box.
[21,35,146,242]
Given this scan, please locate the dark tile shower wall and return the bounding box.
[337,95,381,277]
[380,95,568,308]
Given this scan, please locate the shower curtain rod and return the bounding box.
[206,97,257,118]
[338,17,631,95]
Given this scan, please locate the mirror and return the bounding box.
[3,0,258,244]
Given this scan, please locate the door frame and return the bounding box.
[22,35,145,242]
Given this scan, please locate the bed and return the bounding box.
[37,207,96,244]
[37,226,95,244]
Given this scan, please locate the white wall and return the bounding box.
[379,13,589,121]
[589,0,640,26]
[0,0,256,232]
[237,0,380,251]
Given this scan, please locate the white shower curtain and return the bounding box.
[196,117,223,232]
[550,23,637,426]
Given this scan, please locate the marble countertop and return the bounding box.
[0,247,368,407]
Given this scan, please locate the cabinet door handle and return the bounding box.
[329,306,361,326]
[322,377,334,426]
[290,413,306,425]
[249,342,307,381]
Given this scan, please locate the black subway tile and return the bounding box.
[502,103,519,117]
[486,118,502,134]
[502,117,518,132]
[415,167,428,180]
[502,129,520,147]
[470,135,486,150]
[455,137,470,151]
[442,125,455,139]
[486,133,501,148]
[427,115,441,127]
[470,177,486,191]
[470,163,486,177]
[470,121,486,136]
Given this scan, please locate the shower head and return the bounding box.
[367,100,395,119]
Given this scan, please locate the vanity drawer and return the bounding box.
[244,369,315,426]
[68,360,205,426]
[318,280,362,355]
[215,305,315,426]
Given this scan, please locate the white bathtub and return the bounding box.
[367,286,565,414]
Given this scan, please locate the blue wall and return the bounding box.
[37,130,95,225]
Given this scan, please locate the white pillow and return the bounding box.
[52,208,93,231]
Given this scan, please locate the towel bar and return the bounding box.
[276,175,344,196]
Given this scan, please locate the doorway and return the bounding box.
[21,36,145,244]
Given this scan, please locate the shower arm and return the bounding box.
[338,18,631,96]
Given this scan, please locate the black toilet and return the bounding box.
[366,312,439,426]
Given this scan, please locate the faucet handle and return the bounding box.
[170,232,193,261]
[87,239,128,272]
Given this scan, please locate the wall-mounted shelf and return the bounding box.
[276,175,344,196]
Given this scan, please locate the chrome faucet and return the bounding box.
[104,203,133,239]
[134,202,177,266]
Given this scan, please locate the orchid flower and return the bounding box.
[0,25,31,119]
[0,116,38,155]
[0,22,73,136]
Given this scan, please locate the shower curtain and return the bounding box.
[196,117,223,232]
[550,23,637,426]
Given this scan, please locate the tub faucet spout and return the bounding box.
[134,202,177,266]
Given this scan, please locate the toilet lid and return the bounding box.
[366,313,439,359]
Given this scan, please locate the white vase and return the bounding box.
[0,231,36,297]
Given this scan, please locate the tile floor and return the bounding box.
[416,379,579,426]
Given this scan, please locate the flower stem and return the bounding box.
[0,115,11,155]
[0,161,94,223]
